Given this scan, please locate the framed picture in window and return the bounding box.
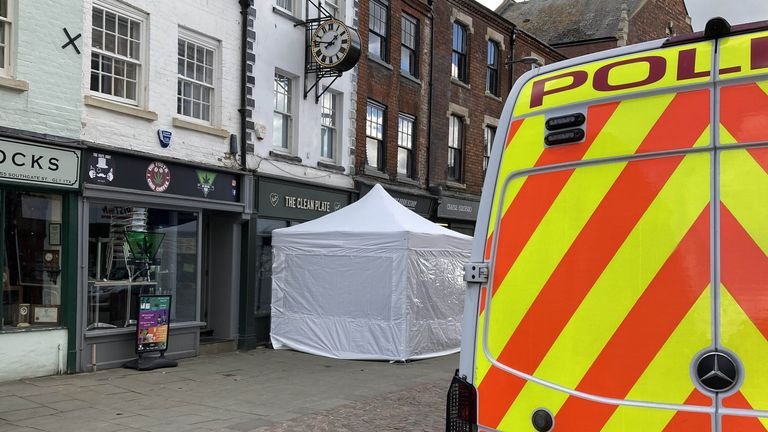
[32,305,60,325]
[48,223,61,246]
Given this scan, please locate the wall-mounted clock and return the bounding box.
[310,19,361,72]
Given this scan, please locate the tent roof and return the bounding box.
[274,184,469,239]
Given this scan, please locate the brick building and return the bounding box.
[496,0,693,58]
[356,0,563,233]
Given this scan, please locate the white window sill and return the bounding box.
[364,166,389,179]
[400,72,421,85]
[0,76,29,92]
[172,117,230,138]
[446,181,467,190]
[451,78,471,90]
[272,6,304,25]
[84,95,158,121]
[485,91,502,102]
[369,56,393,71]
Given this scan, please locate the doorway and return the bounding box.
[200,213,240,351]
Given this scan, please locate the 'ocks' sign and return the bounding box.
[0,139,81,188]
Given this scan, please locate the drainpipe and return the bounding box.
[508,26,516,91]
[426,0,434,193]
[239,0,253,169]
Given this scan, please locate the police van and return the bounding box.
[447,17,768,432]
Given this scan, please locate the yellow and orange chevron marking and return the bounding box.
[718,144,768,432]
[475,90,710,431]
[474,73,768,431]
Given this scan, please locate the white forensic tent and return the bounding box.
[270,184,471,361]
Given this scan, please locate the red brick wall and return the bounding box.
[628,0,693,45]
[430,0,517,196]
[354,0,432,184]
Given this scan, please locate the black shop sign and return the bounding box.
[83,150,240,202]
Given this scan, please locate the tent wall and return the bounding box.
[405,247,468,359]
[271,244,410,360]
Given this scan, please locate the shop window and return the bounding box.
[86,205,198,330]
[2,191,63,329]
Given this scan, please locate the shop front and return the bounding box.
[436,195,479,236]
[0,138,81,382]
[239,176,355,349]
[79,149,244,371]
[357,182,435,219]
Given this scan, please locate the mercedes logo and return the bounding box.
[695,351,739,393]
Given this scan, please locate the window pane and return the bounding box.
[105,11,116,33]
[117,16,129,37]
[85,206,199,329]
[2,192,64,329]
[366,137,380,169]
[0,0,5,17]
[397,147,411,176]
[92,29,103,50]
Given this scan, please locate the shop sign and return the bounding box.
[437,196,479,221]
[0,139,80,188]
[135,295,172,353]
[359,184,434,217]
[257,177,351,221]
[83,150,240,202]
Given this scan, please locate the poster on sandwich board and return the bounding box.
[135,295,171,353]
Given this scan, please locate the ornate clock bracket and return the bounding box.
[300,0,361,102]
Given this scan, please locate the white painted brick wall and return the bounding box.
[80,0,242,169]
[0,0,83,139]
[251,1,356,189]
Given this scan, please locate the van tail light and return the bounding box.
[446,369,478,432]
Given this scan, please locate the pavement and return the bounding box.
[0,348,458,432]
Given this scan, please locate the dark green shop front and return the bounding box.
[239,176,355,349]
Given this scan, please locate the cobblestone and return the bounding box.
[251,382,445,432]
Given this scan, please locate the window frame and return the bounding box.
[323,0,342,19]
[400,13,418,78]
[451,22,468,83]
[486,39,500,96]
[320,90,339,161]
[176,29,219,125]
[448,114,464,182]
[368,0,389,62]
[0,0,12,77]
[483,125,496,171]
[397,114,415,178]
[366,100,386,171]
[273,72,294,151]
[89,1,147,106]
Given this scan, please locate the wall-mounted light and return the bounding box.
[229,134,238,155]
[506,55,543,67]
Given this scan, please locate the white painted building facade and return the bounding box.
[249,0,357,188]
[0,0,83,382]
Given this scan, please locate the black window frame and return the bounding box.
[484,125,496,172]
[368,0,389,62]
[451,22,468,83]
[366,100,386,171]
[397,113,415,178]
[486,39,500,96]
[448,114,464,182]
[400,13,418,77]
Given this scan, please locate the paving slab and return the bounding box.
[0,348,457,432]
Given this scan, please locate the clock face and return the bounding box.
[311,19,353,68]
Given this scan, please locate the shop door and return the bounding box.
[716,28,768,430]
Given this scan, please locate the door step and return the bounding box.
[199,338,237,355]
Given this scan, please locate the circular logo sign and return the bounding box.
[146,161,171,192]
[695,351,740,393]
